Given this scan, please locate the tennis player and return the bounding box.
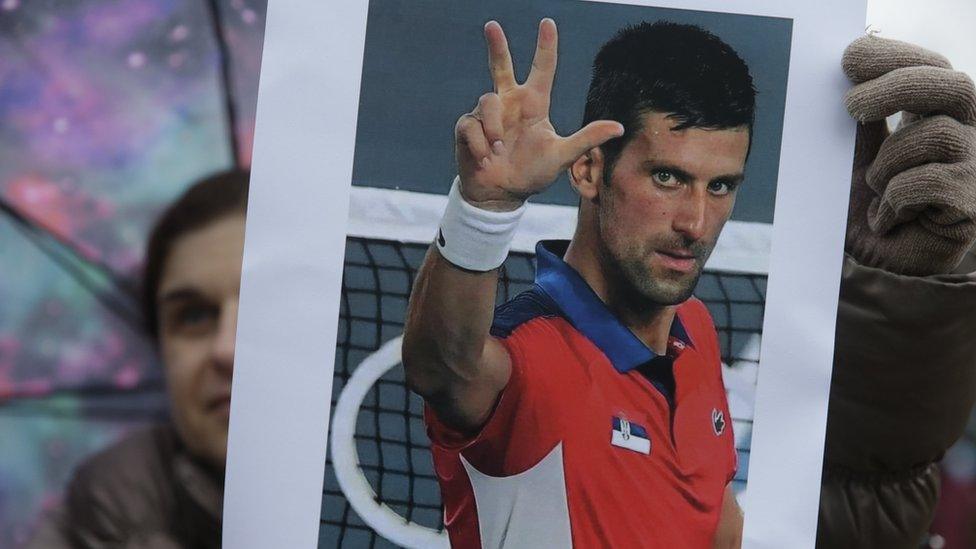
[403,19,750,548]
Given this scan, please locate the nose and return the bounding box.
[211,298,238,375]
[672,187,708,241]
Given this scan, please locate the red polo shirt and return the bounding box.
[425,240,736,548]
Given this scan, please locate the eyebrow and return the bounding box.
[158,287,207,305]
[642,161,745,187]
[711,173,746,187]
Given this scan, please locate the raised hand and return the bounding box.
[842,35,976,275]
[454,19,624,211]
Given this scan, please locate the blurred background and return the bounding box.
[0,0,264,545]
[0,0,973,548]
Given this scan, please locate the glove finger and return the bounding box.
[845,66,976,124]
[842,35,951,83]
[866,115,976,193]
[852,120,889,170]
[868,161,976,240]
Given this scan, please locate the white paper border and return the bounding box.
[221,2,368,548]
[226,1,866,547]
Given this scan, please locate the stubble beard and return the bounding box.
[597,192,712,310]
[609,241,704,307]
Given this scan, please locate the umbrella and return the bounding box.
[0,0,265,544]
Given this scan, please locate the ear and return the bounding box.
[569,146,606,202]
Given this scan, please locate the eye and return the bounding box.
[178,305,214,325]
[166,303,218,336]
[707,179,739,197]
[652,170,679,187]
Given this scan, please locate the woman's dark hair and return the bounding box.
[142,169,250,340]
[582,21,756,176]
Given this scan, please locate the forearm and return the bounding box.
[403,18,622,432]
[713,486,743,549]
[824,255,976,472]
[402,245,506,408]
[817,462,940,549]
[817,255,976,546]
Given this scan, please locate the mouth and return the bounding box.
[654,249,698,274]
[206,394,232,416]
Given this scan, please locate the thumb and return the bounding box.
[559,120,625,165]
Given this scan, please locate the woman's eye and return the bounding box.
[178,306,213,325]
[167,304,218,335]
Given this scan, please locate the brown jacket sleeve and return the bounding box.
[817,251,976,548]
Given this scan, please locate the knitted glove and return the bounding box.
[843,35,976,276]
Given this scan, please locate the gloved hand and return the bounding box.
[842,35,976,276]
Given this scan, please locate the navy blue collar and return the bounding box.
[533,240,692,373]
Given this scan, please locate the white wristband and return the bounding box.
[435,176,528,272]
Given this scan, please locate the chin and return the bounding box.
[179,418,230,470]
[632,270,699,306]
[610,249,701,306]
[209,448,229,470]
[645,286,695,306]
[207,425,230,465]
[199,434,229,471]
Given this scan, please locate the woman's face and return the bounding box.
[155,213,245,469]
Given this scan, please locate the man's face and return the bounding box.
[156,213,244,470]
[597,112,749,305]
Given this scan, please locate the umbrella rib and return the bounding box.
[203,0,243,167]
[0,198,146,331]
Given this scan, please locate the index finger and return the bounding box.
[525,18,558,95]
[842,35,951,84]
[845,66,976,125]
[485,21,517,92]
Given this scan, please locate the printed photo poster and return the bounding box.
[225,1,866,548]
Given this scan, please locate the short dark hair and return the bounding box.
[142,169,249,340]
[582,21,756,175]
